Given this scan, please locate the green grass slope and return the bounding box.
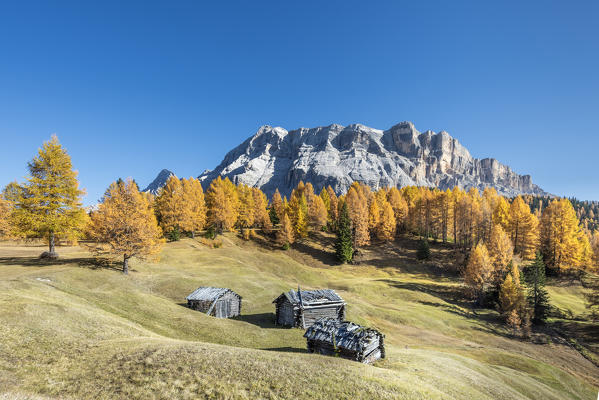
[0,235,597,400]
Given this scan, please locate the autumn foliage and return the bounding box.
[88,179,164,273]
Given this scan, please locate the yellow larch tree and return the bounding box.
[345,184,370,247]
[540,198,584,270]
[270,189,284,225]
[368,196,380,234]
[10,135,86,256]
[486,224,514,282]
[288,183,308,238]
[508,196,538,259]
[304,182,315,204]
[591,231,599,271]
[387,187,408,234]
[180,177,206,237]
[87,179,164,274]
[326,186,339,226]
[0,193,11,239]
[493,196,511,232]
[499,263,526,318]
[308,194,328,230]
[464,243,493,303]
[236,184,255,231]
[276,212,294,248]
[252,188,272,231]
[154,175,183,234]
[377,201,396,241]
[206,176,239,234]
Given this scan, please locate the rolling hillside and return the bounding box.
[0,234,597,400]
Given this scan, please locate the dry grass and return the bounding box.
[0,233,597,399]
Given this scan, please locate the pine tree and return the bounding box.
[522,252,550,324]
[336,202,353,263]
[205,176,239,234]
[276,212,294,249]
[417,238,431,260]
[377,202,396,241]
[464,243,493,304]
[11,135,86,256]
[87,179,164,274]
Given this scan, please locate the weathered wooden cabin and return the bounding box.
[186,287,242,318]
[304,318,385,364]
[273,288,345,328]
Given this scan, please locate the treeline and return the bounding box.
[1,136,599,279]
[1,135,599,325]
[520,195,599,233]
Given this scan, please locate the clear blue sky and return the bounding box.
[1,1,598,205]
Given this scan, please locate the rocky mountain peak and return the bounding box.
[143,169,175,195]
[195,121,545,198]
[147,121,545,199]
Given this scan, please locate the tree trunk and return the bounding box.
[49,231,55,253]
[191,230,195,239]
[123,255,129,275]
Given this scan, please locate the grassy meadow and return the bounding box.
[0,233,597,399]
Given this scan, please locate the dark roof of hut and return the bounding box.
[303,318,383,353]
[186,287,240,301]
[273,289,344,306]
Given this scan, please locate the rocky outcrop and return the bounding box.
[143,169,175,195]
[194,121,545,197]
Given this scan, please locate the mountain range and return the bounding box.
[144,121,545,198]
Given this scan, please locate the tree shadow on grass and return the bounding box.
[290,240,338,267]
[383,279,512,338]
[0,256,123,272]
[235,312,281,329]
[261,347,306,354]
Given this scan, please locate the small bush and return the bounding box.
[417,239,431,260]
[205,226,216,240]
[167,227,181,242]
[282,243,290,250]
[213,239,223,248]
[241,229,251,241]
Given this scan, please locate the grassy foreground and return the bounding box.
[0,234,597,400]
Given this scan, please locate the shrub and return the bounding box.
[167,226,181,242]
[417,239,431,260]
[204,226,216,239]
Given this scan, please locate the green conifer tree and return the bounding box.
[523,252,551,324]
[336,202,353,263]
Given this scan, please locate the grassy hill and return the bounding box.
[0,233,597,399]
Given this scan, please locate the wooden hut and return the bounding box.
[304,318,385,364]
[186,287,242,318]
[273,288,345,328]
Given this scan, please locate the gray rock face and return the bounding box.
[143,169,175,195]
[197,121,545,198]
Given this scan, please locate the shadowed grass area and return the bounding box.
[0,234,597,399]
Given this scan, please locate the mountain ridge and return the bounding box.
[194,121,545,197]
